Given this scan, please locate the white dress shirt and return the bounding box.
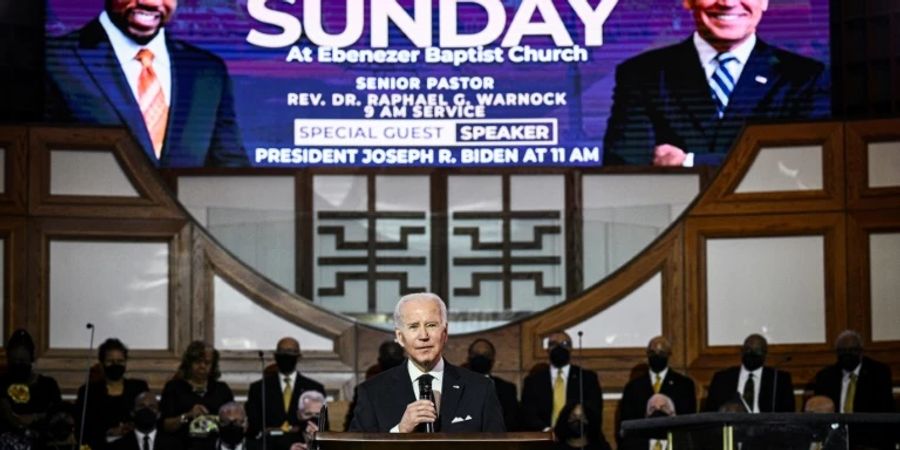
[839,362,862,413]
[98,11,172,107]
[550,364,571,392]
[649,438,669,450]
[280,370,297,393]
[650,367,669,390]
[738,365,763,413]
[134,429,156,450]
[390,359,444,432]
[682,32,758,167]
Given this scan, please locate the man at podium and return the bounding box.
[348,293,505,433]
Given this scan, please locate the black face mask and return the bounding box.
[218,423,245,447]
[567,420,586,437]
[104,363,126,381]
[8,362,32,382]
[133,408,159,433]
[648,354,668,373]
[549,346,571,368]
[648,409,671,419]
[468,355,494,374]
[275,354,298,374]
[837,352,861,372]
[741,353,764,371]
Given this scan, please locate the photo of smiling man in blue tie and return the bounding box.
[602,0,829,167]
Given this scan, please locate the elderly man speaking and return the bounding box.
[349,293,505,433]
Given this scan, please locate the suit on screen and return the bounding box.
[603,37,827,166]
[348,360,505,433]
[45,18,249,168]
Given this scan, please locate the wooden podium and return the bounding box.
[316,432,554,450]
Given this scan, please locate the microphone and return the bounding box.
[312,402,328,450]
[258,351,267,450]
[418,376,435,433]
[769,355,792,412]
[78,323,96,450]
[577,331,585,450]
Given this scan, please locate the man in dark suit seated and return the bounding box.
[521,331,610,449]
[45,0,249,168]
[245,337,325,449]
[465,338,520,431]
[813,329,893,413]
[111,391,183,450]
[603,0,828,166]
[348,293,505,433]
[618,336,696,447]
[704,334,793,413]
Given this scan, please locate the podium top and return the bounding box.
[317,432,552,442]
[621,412,900,436]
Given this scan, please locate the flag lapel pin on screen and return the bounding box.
[755,75,768,84]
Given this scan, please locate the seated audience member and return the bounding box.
[343,340,404,430]
[160,341,234,444]
[76,338,149,449]
[803,395,835,414]
[0,329,62,436]
[704,334,793,413]
[193,402,256,450]
[618,336,695,446]
[110,392,183,450]
[522,331,607,446]
[813,330,893,413]
[552,402,606,450]
[245,337,325,447]
[618,394,676,450]
[288,390,326,450]
[466,338,520,431]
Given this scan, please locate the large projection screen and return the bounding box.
[44,0,830,169]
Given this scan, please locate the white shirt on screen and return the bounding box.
[389,358,444,432]
[738,365,763,413]
[839,362,861,413]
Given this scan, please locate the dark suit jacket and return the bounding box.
[45,18,249,168]
[813,356,894,413]
[521,365,605,434]
[348,360,505,433]
[603,37,827,166]
[244,371,325,438]
[75,378,150,450]
[109,430,185,450]
[617,368,696,444]
[704,366,794,413]
[490,375,520,431]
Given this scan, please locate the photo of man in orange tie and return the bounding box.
[45,0,249,168]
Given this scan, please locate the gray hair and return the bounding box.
[218,401,245,419]
[393,293,448,329]
[835,329,863,349]
[299,390,326,408]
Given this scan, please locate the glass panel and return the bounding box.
[49,240,168,349]
[50,150,139,196]
[870,232,900,342]
[213,276,332,351]
[566,272,662,348]
[735,145,823,193]
[867,141,900,188]
[706,236,826,346]
[179,176,296,290]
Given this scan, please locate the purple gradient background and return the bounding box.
[45,0,831,167]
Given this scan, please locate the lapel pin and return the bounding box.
[453,385,460,389]
[755,75,768,84]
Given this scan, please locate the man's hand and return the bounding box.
[397,399,437,433]
[188,404,209,420]
[653,144,687,166]
[303,421,318,444]
[107,422,132,437]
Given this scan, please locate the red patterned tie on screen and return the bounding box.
[135,48,168,159]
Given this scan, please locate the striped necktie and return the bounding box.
[710,52,738,118]
[135,48,169,159]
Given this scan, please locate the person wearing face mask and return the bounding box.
[812,329,893,414]
[619,394,678,450]
[0,329,62,436]
[245,337,325,449]
[704,334,793,413]
[75,338,149,450]
[191,402,257,450]
[617,337,695,448]
[551,403,604,450]
[465,339,519,431]
[110,392,184,450]
[521,332,609,449]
